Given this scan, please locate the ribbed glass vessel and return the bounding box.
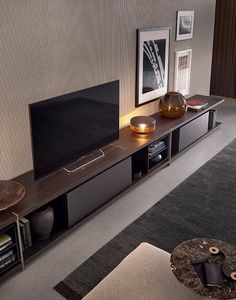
[159,92,187,118]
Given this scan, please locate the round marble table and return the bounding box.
[170,238,236,299]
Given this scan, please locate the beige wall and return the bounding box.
[0,0,216,179]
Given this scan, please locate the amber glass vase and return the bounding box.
[159,92,187,118]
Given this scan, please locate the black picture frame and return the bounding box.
[136,27,171,107]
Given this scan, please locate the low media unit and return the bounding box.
[0,94,224,280]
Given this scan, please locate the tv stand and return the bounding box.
[0,95,224,280]
[63,149,105,173]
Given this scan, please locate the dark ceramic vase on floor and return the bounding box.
[30,206,54,240]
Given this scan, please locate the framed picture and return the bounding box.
[176,11,194,41]
[136,27,171,107]
[174,49,192,96]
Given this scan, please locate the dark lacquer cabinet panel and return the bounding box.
[66,158,132,227]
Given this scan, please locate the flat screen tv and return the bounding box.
[29,80,119,180]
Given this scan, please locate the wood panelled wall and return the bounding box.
[210,0,236,97]
[0,0,216,179]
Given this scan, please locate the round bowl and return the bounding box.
[130,116,156,133]
[0,180,25,211]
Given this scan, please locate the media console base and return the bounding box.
[0,94,224,280]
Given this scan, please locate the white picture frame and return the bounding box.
[176,11,194,41]
[174,49,192,96]
[136,27,171,107]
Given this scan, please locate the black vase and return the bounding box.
[30,206,54,240]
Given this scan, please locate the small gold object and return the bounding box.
[130,116,156,134]
[230,272,236,281]
[209,246,220,255]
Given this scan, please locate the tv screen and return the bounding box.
[29,80,119,180]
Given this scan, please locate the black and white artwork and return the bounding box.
[136,28,170,106]
[174,49,192,96]
[176,11,194,41]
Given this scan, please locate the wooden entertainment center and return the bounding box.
[0,95,224,280]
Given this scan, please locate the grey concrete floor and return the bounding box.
[0,98,236,300]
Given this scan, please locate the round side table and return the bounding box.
[170,238,236,299]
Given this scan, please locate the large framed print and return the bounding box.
[136,27,170,107]
[176,11,194,41]
[174,49,192,96]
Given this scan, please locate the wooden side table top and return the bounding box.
[170,238,236,299]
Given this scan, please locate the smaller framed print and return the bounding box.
[174,49,192,96]
[136,27,171,107]
[176,11,194,41]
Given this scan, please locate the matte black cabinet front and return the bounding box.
[172,112,210,153]
[66,157,132,227]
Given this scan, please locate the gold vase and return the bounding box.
[159,92,187,118]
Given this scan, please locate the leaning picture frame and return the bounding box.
[136,27,171,107]
[174,49,192,96]
[176,11,194,41]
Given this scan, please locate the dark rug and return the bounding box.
[55,139,236,300]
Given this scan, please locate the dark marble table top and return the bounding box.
[170,238,236,299]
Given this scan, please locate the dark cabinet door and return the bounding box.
[210,0,236,98]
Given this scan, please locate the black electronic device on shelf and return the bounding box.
[148,140,166,156]
[148,136,168,169]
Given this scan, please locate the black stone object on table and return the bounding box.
[170,238,236,299]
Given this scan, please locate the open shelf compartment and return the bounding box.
[0,223,20,275]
